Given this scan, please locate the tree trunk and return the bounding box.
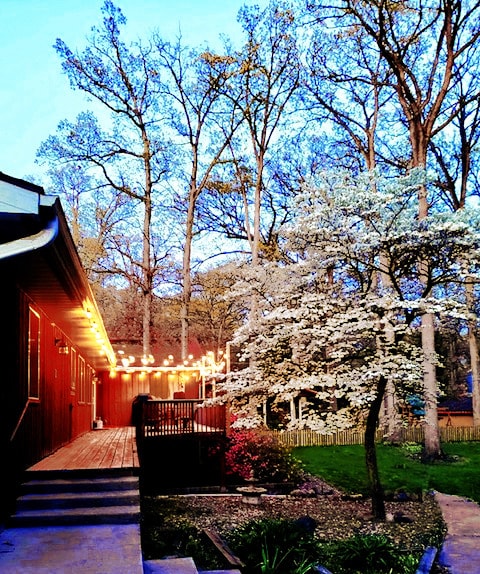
[365,375,387,520]
[381,379,403,442]
[249,153,264,332]
[377,253,402,440]
[181,179,196,360]
[418,182,441,460]
[142,185,152,359]
[421,312,442,460]
[466,281,480,426]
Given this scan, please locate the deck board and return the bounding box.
[27,427,140,472]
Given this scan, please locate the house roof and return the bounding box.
[0,172,115,371]
[438,396,473,413]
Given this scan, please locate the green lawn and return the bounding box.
[294,442,480,503]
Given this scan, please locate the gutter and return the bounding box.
[0,215,59,260]
[0,195,59,260]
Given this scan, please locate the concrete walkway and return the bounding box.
[0,524,240,574]
[435,492,480,574]
[0,523,144,573]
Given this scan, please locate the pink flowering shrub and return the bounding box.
[224,429,303,483]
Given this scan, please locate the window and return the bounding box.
[78,356,86,403]
[28,306,40,400]
[87,367,94,404]
[70,347,77,393]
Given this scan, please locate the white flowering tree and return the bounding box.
[220,170,480,518]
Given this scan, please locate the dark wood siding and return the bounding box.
[5,289,98,472]
[98,371,151,427]
[98,369,202,427]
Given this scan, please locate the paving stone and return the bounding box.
[435,492,480,574]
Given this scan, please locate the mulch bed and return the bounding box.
[145,488,446,552]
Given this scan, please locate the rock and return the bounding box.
[394,511,413,523]
[295,515,317,533]
[394,490,411,502]
[290,488,316,498]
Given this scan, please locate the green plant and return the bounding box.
[259,541,290,574]
[321,534,417,574]
[259,541,317,574]
[401,442,424,459]
[225,429,304,483]
[227,517,320,574]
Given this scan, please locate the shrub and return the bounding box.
[226,517,321,574]
[320,534,418,574]
[225,429,303,483]
[401,442,424,460]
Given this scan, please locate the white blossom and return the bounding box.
[219,171,480,432]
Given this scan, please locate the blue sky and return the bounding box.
[0,0,264,183]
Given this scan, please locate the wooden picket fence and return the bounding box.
[266,425,480,448]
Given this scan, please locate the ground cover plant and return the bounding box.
[293,442,480,503]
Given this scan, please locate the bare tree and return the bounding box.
[38,1,172,360]
[222,3,302,266]
[189,264,247,355]
[45,163,134,283]
[302,17,397,173]
[429,54,480,426]
[150,38,244,359]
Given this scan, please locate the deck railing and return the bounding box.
[140,399,227,438]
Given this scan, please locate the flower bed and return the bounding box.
[141,487,447,572]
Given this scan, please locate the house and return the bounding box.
[0,172,115,514]
[0,172,228,508]
[438,396,474,427]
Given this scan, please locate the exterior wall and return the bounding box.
[438,413,474,427]
[98,369,201,427]
[4,288,98,472]
[98,372,151,427]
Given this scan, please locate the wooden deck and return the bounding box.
[27,427,140,472]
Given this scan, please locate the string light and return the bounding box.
[82,302,116,365]
[111,348,227,387]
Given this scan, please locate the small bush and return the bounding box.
[320,534,418,574]
[225,429,304,483]
[401,442,423,460]
[226,517,321,574]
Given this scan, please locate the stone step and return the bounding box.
[23,468,137,480]
[10,472,141,527]
[9,504,141,527]
[20,475,139,495]
[143,557,199,573]
[143,558,243,574]
[16,488,140,511]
